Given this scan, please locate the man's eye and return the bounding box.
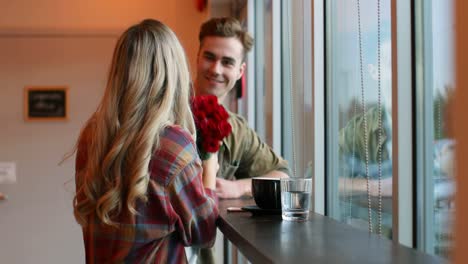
[204,55,215,61]
[223,60,235,66]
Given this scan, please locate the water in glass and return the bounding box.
[281,190,311,221]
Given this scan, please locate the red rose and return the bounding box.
[219,106,229,119]
[206,121,219,138]
[194,110,207,121]
[197,119,209,134]
[212,106,229,122]
[218,121,232,137]
[203,139,220,153]
[191,95,232,160]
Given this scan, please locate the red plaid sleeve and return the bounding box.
[167,158,219,248]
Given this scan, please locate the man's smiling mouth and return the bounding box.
[205,75,224,84]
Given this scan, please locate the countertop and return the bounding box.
[216,198,445,264]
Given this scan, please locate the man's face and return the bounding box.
[196,36,245,102]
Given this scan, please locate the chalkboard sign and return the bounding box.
[24,87,68,121]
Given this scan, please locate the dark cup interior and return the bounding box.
[252,177,281,210]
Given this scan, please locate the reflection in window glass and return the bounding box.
[428,0,455,257]
[282,0,314,180]
[254,0,273,145]
[326,0,393,238]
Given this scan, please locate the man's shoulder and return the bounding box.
[226,111,263,144]
[227,111,250,132]
[343,106,386,132]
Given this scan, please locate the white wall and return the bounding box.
[0,1,209,263]
[0,0,176,30]
[0,35,115,264]
[0,0,209,75]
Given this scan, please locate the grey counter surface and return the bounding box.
[217,198,446,264]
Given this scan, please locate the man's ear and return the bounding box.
[238,62,246,80]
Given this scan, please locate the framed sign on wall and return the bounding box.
[24,86,68,121]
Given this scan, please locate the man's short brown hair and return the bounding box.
[199,17,254,60]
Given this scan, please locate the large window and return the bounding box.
[253,0,274,147]
[282,0,314,181]
[245,0,456,259]
[325,0,393,237]
[415,0,455,257]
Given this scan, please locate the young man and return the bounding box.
[195,17,290,199]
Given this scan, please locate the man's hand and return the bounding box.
[338,176,392,197]
[370,177,392,197]
[215,171,288,199]
[215,178,251,199]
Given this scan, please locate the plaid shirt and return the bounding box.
[75,125,219,264]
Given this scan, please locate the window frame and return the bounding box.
[392,0,414,247]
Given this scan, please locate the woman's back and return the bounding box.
[76,125,218,263]
[72,19,219,263]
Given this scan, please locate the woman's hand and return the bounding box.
[201,153,219,190]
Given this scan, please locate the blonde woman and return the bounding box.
[73,19,218,263]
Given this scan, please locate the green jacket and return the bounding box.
[218,111,290,179]
[339,106,390,163]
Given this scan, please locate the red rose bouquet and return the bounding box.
[191,95,232,160]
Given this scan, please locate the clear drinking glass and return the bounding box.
[280,178,312,221]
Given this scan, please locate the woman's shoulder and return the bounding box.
[157,125,198,163]
[159,125,197,156]
[161,125,195,144]
[149,125,200,185]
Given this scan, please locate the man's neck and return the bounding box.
[195,90,224,104]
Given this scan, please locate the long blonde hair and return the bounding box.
[73,19,195,226]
